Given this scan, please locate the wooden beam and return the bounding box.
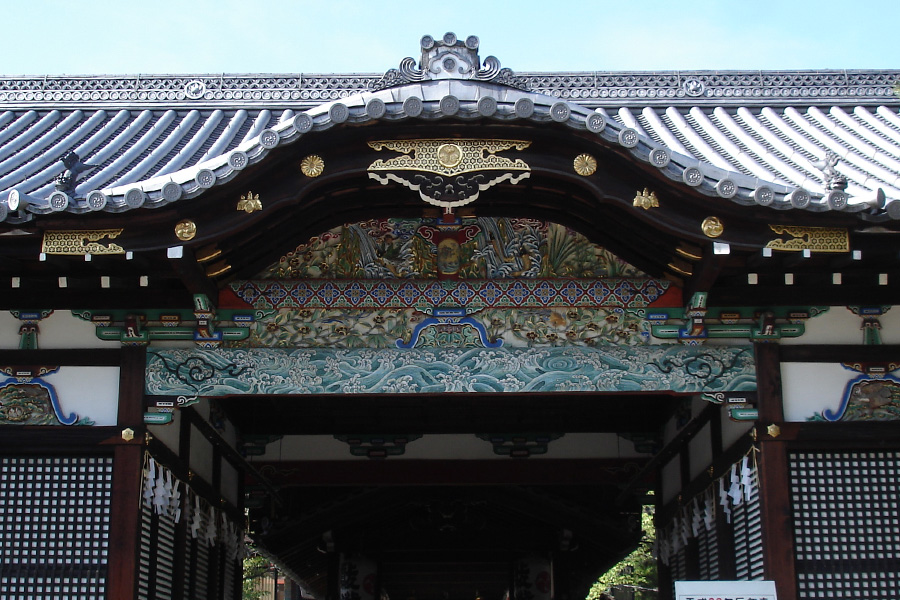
[780,344,900,363]
[168,246,219,307]
[754,342,797,600]
[180,406,283,506]
[616,402,719,506]
[0,348,122,366]
[684,246,724,300]
[250,458,647,487]
[107,345,148,600]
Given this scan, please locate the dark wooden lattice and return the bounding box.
[790,450,900,599]
[697,519,719,580]
[137,503,179,600]
[0,456,112,599]
[732,481,764,580]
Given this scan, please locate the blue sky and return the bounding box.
[4,0,898,76]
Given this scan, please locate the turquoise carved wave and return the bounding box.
[145,346,756,396]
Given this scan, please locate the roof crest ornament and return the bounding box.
[811,150,848,191]
[54,151,97,194]
[370,33,530,92]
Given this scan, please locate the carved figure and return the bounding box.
[54,151,97,193]
[811,150,848,190]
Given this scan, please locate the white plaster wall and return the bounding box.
[782,362,854,422]
[221,460,239,506]
[209,402,238,449]
[1,311,121,350]
[192,397,211,421]
[780,306,900,346]
[42,366,119,426]
[189,424,214,483]
[662,410,679,446]
[149,410,181,455]
[250,432,645,462]
[0,312,20,348]
[689,423,713,481]
[875,306,900,344]
[661,458,681,505]
[721,412,752,451]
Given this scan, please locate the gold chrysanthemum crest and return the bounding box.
[301,155,325,177]
[573,154,597,177]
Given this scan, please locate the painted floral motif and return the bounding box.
[146,346,756,397]
[258,218,644,280]
[812,374,900,421]
[230,307,652,349]
[0,381,91,426]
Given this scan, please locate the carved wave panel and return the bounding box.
[145,346,756,397]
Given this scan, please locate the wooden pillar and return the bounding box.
[107,345,147,600]
[754,343,796,600]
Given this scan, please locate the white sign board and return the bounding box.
[675,580,777,600]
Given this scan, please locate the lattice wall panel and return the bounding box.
[697,523,719,581]
[0,456,112,600]
[732,482,764,580]
[222,553,236,600]
[137,503,179,600]
[790,451,900,600]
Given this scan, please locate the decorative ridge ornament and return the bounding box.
[370,33,529,91]
[368,139,531,209]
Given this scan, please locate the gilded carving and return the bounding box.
[701,217,724,238]
[633,188,659,210]
[573,154,597,177]
[368,139,530,177]
[437,144,463,169]
[367,139,532,208]
[41,229,125,255]
[765,225,849,253]
[301,155,325,177]
[175,220,197,241]
[237,191,262,213]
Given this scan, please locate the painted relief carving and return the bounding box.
[437,238,461,275]
[256,218,647,281]
[230,306,652,350]
[146,346,756,397]
[0,368,91,425]
[813,374,900,422]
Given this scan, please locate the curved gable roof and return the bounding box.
[1,35,899,224]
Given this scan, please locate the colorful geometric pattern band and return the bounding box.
[229,278,672,310]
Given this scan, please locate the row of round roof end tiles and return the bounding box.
[2,92,900,222]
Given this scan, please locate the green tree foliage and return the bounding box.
[243,554,271,600]
[587,508,657,600]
